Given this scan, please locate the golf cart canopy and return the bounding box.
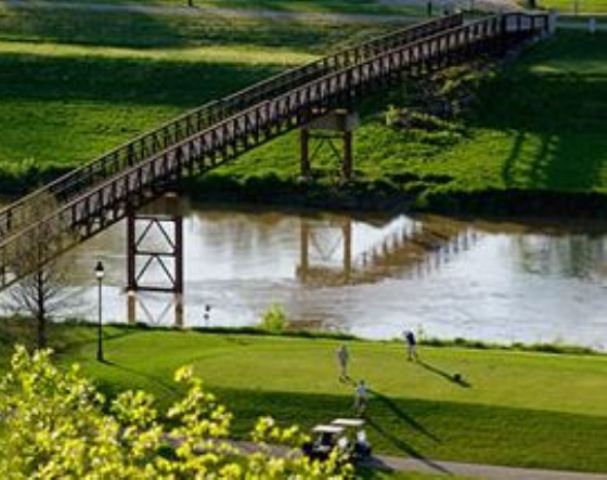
[311,425,345,434]
[331,418,365,428]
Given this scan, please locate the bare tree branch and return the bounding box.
[2,193,74,348]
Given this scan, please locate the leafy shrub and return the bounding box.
[259,303,289,333]
[0,346,353,479]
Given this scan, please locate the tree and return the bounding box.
[3,193,72,349]
[0,346,354,479]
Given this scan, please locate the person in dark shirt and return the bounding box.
[403,330,418,362]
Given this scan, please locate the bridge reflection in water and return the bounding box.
[124,208,480,328]
[32,201,607,348]
[297,216,479,286]
[127,291,183,328]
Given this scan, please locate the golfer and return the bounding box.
[403,330,418,361]
[337,344,349,380]
[354,380,368,416]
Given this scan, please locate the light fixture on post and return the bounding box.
[95,261,105,362]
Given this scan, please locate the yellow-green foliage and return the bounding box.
[260,304,289,333]
[0,346,353,479]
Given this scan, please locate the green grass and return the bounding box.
[203,0,423,15]
[1,8,605,477]
[201,29,607,215]
[3,7,604,215]
[0,2,605,209]
[4,323,605,473]
[0,40,304,169]
[538,0,607,13]
[0,4,394,48]
[0,5,401,192]
[52,0,425,17]
[427,31,607,193]
[358,469,473,479]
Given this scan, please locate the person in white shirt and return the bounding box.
[337,344,349,380]
[354,380,368,416]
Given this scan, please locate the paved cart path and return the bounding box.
[367,454,607,480]
[234,441,607,479]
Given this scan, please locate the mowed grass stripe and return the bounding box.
[24,0,425,17]
[0,6,390,191]
[0,5,394,48]
[0,40,317,65]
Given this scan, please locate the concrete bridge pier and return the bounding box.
[299,109,359,181]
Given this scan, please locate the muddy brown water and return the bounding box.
[10,199,607,350]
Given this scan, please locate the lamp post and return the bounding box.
[95,261,105,362]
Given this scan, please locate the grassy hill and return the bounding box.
[0,3,392,192]
[204,29,607,215]
[0,5,605,216]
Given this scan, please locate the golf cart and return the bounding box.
[302,424,347,461]
[331,418,372,461]
[302,418,372,463]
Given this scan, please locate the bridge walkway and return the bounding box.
[0,12,549,291]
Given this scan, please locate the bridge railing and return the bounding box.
[0,13,464,239]
[0,12,548,290]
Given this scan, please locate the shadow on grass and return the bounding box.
[366,416,452,475]
[468,32,607,193]
[0,53,277,107]
[0,5,183,48]
[51,325,140,354]
[0,5,382,50]
[103,359,180,396]
[207,0,416,16]
[369,388,441,443]
[417,361,471,388]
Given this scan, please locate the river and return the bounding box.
[14,199,607,350]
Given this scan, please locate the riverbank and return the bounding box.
[2,321,607,473]
[0,8,606,218]
[186,29,607,217]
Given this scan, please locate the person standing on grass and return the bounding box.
[337,344,349,380]
[403,329,418,362]
[354,380,368,416]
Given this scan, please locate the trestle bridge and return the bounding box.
[0,12,549,295]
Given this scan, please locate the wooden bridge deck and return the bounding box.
[0,12,549,290]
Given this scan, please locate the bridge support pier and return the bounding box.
[300,109,358,181]
[126,193,184,327]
